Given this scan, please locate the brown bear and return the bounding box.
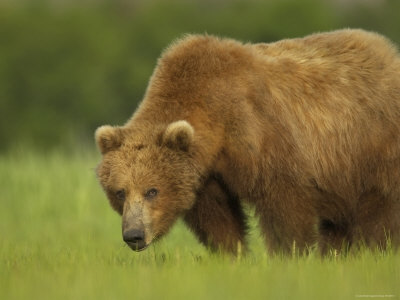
[95,29,400,255]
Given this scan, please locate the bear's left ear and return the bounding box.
[162,120,194,152]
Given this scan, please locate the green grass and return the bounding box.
[0,150,399,300]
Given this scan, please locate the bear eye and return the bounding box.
[115,189,126,201]
[145,188,158,199]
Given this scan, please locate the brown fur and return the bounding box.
[96,29,400,255]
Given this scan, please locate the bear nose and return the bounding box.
[123,229,145,244]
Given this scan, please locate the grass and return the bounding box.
[0,150,399,300]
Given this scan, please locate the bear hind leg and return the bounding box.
[353,189,400,251]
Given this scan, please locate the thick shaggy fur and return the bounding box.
[96,29,400,255]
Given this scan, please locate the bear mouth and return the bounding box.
[126,241,149,252]
[125,234,160,252]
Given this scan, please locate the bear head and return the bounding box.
[95,120,200,251]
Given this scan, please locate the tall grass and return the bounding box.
[0,151,399,300]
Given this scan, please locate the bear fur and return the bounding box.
[96,29,400,255]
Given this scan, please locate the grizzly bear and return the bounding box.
[95,29,400,255]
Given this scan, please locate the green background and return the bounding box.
[1,0,399,152]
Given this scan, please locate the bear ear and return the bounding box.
[162,120,194,152]
[95,125,124,154]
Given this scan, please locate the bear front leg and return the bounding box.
[183,178,248,255]
[257,181,318,255]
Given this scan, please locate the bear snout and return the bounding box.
[123,228,147,251]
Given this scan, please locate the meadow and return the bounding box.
[0,150,399,300]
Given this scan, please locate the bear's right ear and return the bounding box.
[95,125,124,154]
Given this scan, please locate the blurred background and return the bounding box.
[0,0,399,153]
